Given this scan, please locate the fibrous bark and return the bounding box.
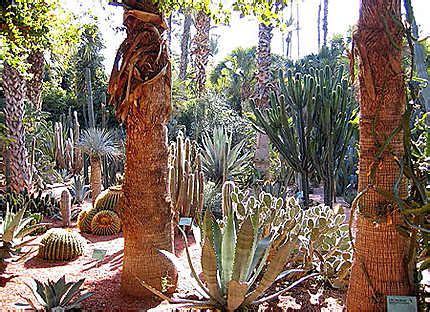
[3,63,30,192]
[254,23,273,176]
[179,13,192,80]
[90,155,102,204]
[347,0,413,309]
[191,11,210,94]
[26,51,44,110]
[108,1,177,298]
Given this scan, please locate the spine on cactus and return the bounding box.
[38,228,86,261]
[90,210,122,236]
[94,185,123,212]
[60,189,71,227]
[168,132,204,221]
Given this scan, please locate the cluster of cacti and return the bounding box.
[251,70,317,208]
[168,132,204,220]
[54,110,83,174]
[0,189,59,216]
[38,228,87,261]
[77,186,123,235]
[147,182,316,310]
[299,204,352,288]
[60,189,71,227]
[311,65,357,207]
[90,210,122,236]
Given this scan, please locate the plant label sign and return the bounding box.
[387,296,417,312]
[92,249,107,260]
[179,217,192,226]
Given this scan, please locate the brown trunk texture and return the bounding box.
[192,11,210,94]
[255,23,273,176]
[346,0,413,310]
[3,63,30,192]
[107,1,177,298]
[26,51,44,110]
[90,156,102,204]
[179,13,192,80]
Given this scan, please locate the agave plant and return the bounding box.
[142,182,318,310]
[69,175,90,205]
[201,127,251,185]
[78,128,121,204]
[0,205,45,261]
[23,275,94,311]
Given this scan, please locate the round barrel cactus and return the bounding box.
[90,210,121,236]
[38,228,87,261]
[94,185,123,212]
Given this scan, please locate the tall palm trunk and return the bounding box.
[317,1,322,50]
[192,11,210,94]
[108,1,177,298]
[322,0,328,47]
[179,13,192,80]
[26,51,44,110]
[254,23,272,176]
[347,0,413,309]
[90,155,102,204]
[2,63,30,192]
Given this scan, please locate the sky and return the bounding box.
[62,0,430,73]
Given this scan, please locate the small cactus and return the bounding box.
[94,185,123,212]
[38,228,87,261]
[60,189,72,227]
[77,208,98,233]
[90,210,121,236]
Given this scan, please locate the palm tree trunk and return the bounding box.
[322,0,328,47]
[108,0,177,298]
[90,155,102,204]
[192,11,210,94]
[254,23,273,177]
[2,63,30,192]
[26,51,44,110]
[179,13,192,80]
[317,1,321,50]
[347,0,413,309]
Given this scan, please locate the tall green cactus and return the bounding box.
[312,65,357,207]
[251,70,317,208]
[168,131,204,221]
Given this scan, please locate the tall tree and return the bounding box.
[108,0,177,297]
[192,11,210,94]
[26,51,44,110]
[347,0,413,309]
[179,12,192,80]
[254,23,273,176]
[317,1,321,50]
[322,0,328,47]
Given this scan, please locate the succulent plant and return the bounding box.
[1,204,45,261]
[77,210,91,233]
[0,189,59,217]
[168,132,204,221]
[69,175,90,204]
[94,185,123,212]
[90,210,121,236]
[60,189,72,227]
[38,228,87,261]
[23,275,93,311]
[299,204,352,288]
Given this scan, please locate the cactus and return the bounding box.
[94,185,123,212]
[38,228,86,261]
[60,189,71,227]
[90,210,121,236]
[168,132,204,221]
[251,70,317,208]
[77,207,99,233]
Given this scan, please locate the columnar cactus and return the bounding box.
[60,189,71,227]
[38,228,87,261]
[90,210,121,236]
[168,132,204,220]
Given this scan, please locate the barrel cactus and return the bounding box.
[77,208,98,233]
[38,228,86,261]
[90,210,121,236]
[94,185,123,212]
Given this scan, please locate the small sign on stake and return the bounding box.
[387,296,417,312]
[178,217,192,227]
[92,249,107,261]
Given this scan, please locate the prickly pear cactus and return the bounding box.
[90,210,121,236]
[38,228,87,261]
[60,189,71,227]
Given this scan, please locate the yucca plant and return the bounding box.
[22,275,94,311]
[0,204,45,261]
[201,126,251,185]
[69,175,90,205]
[78,128,121,204]
[142,182,318,310]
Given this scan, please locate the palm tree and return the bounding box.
[192,10,210,94]
[107,0,177,297]
[26,51,44,110]
[179,12,192,80]
[78,128,120,204]
[346,0,413,309]
[254,23,273,176]
[2,63,31,192]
